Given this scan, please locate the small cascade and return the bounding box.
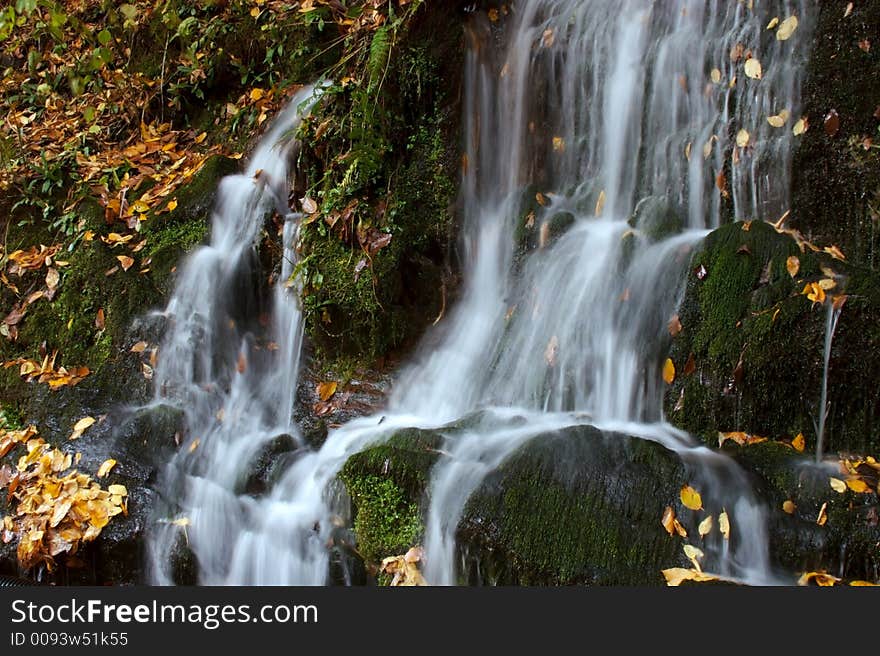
[150,1,815,586]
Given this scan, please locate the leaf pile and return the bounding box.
[380,546,426,586]
[1,424,128,570]
[3,350,89,388]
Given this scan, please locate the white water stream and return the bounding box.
[148,1,813,585]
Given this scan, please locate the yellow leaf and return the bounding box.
[680,485,703,511]
[108,484,127,496]
[783,499,796,514]
[541,28,554,48]
[194,132,207,144]
[744,58,762,80]
[662,358,676,385]
[817,501,828,526]
[698,515,713,538]
[767,17,780,30]
[718,510,730,540]
[316,381,338,402]
[117,256,135,272]
[662,567,720,587]
[798,571,839,586]
[661,506,675,536]
[792,117,808,135]
[130,200,150,214]
[167,199,178,212]
[786,256,800,278]
[552,136,565,152]
[817,278,836,291]
[791,432,805,452]
[97,459,116,478]
[846,478,869,493]
[249,88,265,102]
[69,416,96,440]
[488,8,499,22]
[849,580,878,586]
[710,68,721,84]
[594,190,606,217]
[776,15,798,41]
[736,129,750,148]
[829,477,846,493]
[683,544,704,571]
[823,245,846,261]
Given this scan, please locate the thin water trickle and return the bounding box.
[815,301,842,462]
[150,1,814,586]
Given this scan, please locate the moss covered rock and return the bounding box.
[664,220,880,454]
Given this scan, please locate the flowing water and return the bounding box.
[148,1,813,585]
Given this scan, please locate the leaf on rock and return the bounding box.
[792,117,808,135]
[316,381,338,402]
[846,479,869,494]
[783,500,796,514]
[680,485,703,511]
[798,571,839,586]
[744,58,762,79]
[698,515,713,538]
[97,459,117,478]
[667,315,682,337]
[117,255,134,272]
[662,358,675,385]
[776,15,798,41]
[683,544,704,571]
[816,502,828,526]
[69,416,96,440]
[786,256,800,278]
[736,129,750,148]
[661,506,676,536]
[719,511,730,540]
[791,432,805,452]
[661,567,720,586]
[829,477,846,493]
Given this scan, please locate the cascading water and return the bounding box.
[149,1,813,586]
[146,83,329,584]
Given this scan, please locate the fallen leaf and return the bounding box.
[698,515,713,538]
[680,485,703,511]
[117,255,134,271]
[130,341,148,353]
[767,17,780,30]
[683,353,696,376]
[829,477,846,493]
[542,28,554,48]
[849,580,879,586]
[594,190,606,217]
[846,479,869,493]
[817,502,828,526]
[661,567,720,586]
[736,129,750,148]
[710,68,721,84]
[776,15,798,41]
[844,3,853,19]
[824,109,840,137]
[544,335,559,366]
[719,511,730,540]
[661,506,676,536]
[95,308,105,331]
[108,484,127,496]
[667,315,682,337]
[783,500,796,514]
[798,571,839,586]
[662,358,675,385]
[786,256,800,278]
[744,58,762,80]
[69,416,96,440]
[792,117,808,135]
[45,268,60,290]
[316,381,338,402]
[552,136,565,152]
[97,459,117,478]
[673,519,688,538]
[683,544,704,571]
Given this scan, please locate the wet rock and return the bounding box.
[664,220,880,454]
[628,196,684,242]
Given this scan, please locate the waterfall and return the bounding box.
[150,0,814,585]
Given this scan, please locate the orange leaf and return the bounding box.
[662,358,675,385]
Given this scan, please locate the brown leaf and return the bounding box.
[117,255,135,272]
[661,506,676,536]
[786,256,800,278]
[667,315,682,337]
[316,381,338,402]
[824,109,840,137]
[95,308,105,330]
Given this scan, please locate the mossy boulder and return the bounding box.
[338,428,442,565]
[726,441,880,581]
[664,220,880,455]
[628,196,684,242]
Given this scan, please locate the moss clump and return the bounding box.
[295,13,463,363]
[338,428,442,565]
[665,221,880,453]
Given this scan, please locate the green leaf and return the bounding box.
[368,25,391,81]
[97,29,112,46]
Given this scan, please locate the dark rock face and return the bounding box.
[664,220,880,455]
[791,1,880,267]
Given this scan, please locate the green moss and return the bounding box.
[666,221,880,453]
